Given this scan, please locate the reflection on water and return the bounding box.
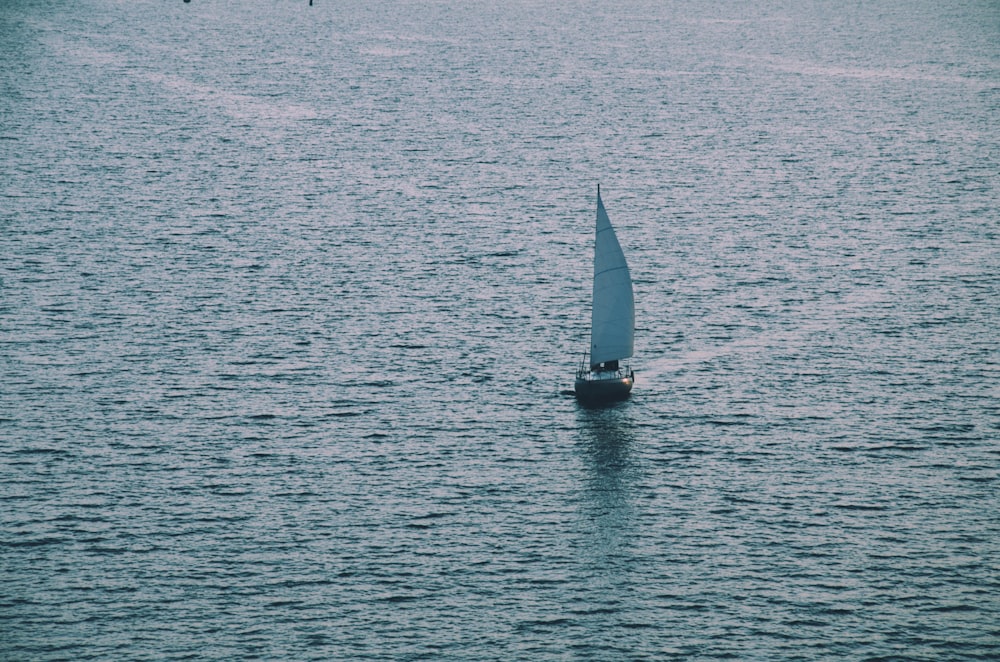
[578,403,636,485]
[576,402,638,559]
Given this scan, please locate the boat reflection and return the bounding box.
[576,403,638,556]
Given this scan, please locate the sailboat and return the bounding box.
[575,186,635,402]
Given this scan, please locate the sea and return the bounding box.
[2,0,998,659]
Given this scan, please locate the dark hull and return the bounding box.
[575,374,633,403]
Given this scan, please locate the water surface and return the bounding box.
[2,0,998,658]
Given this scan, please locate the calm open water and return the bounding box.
[2,0,999,659]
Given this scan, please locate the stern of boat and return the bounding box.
[574,364,634,403]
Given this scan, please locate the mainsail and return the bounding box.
[589,189,635,367]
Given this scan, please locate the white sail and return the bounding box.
[589,190,634,367]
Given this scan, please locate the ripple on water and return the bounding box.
[2,0,999,659]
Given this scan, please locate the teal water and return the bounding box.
[2,0,998,658]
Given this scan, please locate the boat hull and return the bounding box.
[575,373,634,403]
